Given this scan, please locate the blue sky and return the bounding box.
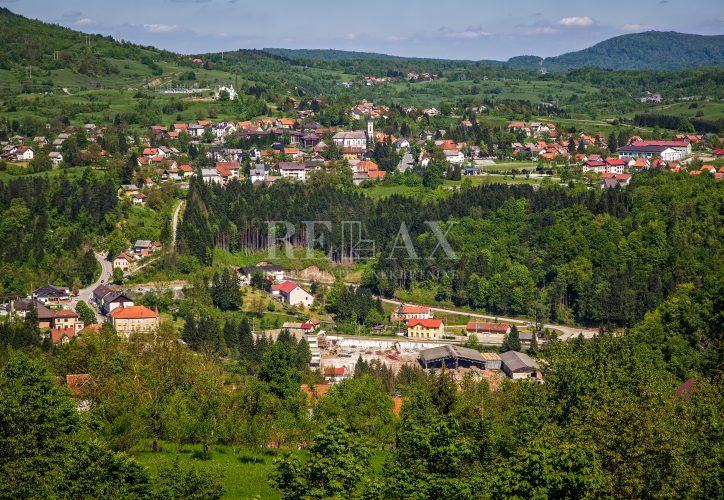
[2,0,722,59]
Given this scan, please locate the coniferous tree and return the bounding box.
[502,325,522,352]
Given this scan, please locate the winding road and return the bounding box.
[74,252,114,320]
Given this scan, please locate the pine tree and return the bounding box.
[501,325,522,352]
[238,317,254,361]
[182,315,198,348]
[608,132,618,153]
[223,319,239,352]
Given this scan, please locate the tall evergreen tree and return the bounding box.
[502,325,522,352]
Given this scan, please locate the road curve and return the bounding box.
[75,252,113,321]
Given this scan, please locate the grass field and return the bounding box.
[0,165,89,182]
[359,172,551,200]
[133,442,283,499]
[133,441,391,499]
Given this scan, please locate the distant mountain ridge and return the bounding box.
[541,31,724,71]
[265,32,724,71]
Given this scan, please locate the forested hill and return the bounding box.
[266,32,724,71]
[542,31,724,71]
[0,7,177,76]
[263,48,410,61]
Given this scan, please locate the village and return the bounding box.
[2,92,722,200]
[0,89,719,389]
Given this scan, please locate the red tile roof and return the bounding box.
[50,327,76,344]
[271,281,299,294]
[406,318,442,328]
[466,321,509,333]
[400,305,431,315]
[108,305,158,319]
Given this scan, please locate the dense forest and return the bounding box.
[178,172,722,331]
[0,171,118,293]
[266,32,724,72]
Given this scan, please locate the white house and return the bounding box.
[201,168,221,184]
[271,281,314,307]
[278,162,319,182]
[15,146,34,161]
[332,131,367,149]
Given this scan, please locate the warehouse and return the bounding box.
[418,345,500,370]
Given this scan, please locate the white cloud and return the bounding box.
[76,18,96,26]
[621,23,645,32]
[344,33,357,40]
[555,16,594,28]
[143,23,178,33]
[528,27,559,35]
[438,26,491,39]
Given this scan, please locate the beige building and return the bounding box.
[113,253,134,272]
[406,318,445,339]
[108,305,159,337]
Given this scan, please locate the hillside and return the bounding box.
[265,32,724,72]
[542,31,724,71]
[263,48,408,61]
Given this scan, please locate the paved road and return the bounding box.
[75,252,113,320]
[377,297,597,339]
[171,200,184,249]
[285,276,597,339]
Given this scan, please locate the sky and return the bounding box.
[2,0,723,60]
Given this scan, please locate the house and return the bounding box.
[15,146,34,161]
[201,168,221,184]
[582,160,605,174]
[600,173,632,189]
[332,131,367,149]
[93,285,113,305]
[406,318,445,339]
[133,240,153,255]
[113,253,134,272]
[32,285,71,305]
[604,158,626,174]
[240,264,284,285]
[131,193,146,205]
[323,366,348,384]
[100,291,134,315]
[466,321,511,336]
[250,165,268,184]
[108,305,159,338]
[278,162,320,182]
[618,141,691,162]
[391,304,432,323]
[12,299,83,337]
[500,351,541,380]
[271,281,314,307]
[49,151,63,165]
[52,309,84,333]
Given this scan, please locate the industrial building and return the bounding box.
[418,345,501,370]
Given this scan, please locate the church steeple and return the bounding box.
[366,117,374,142]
